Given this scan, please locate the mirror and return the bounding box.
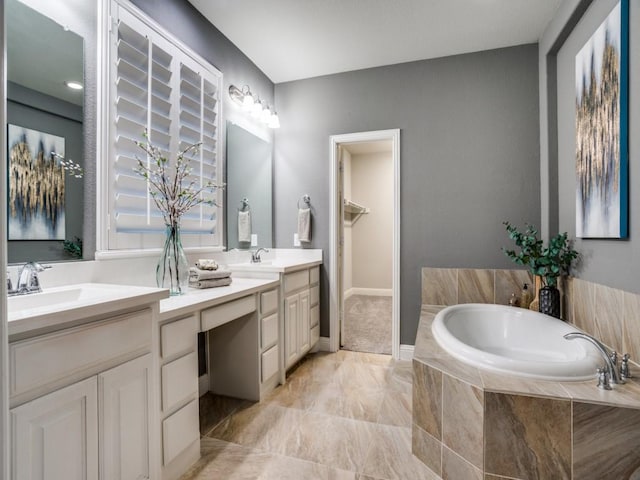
[225,122,273,249]
[5,0,94,264]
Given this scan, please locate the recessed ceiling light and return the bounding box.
[65,81,83,90]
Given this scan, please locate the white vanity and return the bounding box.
[6,251,322,480]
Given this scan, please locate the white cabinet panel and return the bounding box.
[284,294,299,369]
[260,289,278,316]
[161,352,198,413]
[310,266,319,285]
[310,304,320,328]
[161,315,198,359]
[284,270,309,294]
[11,376,98,480]
[311,324,320,348]
[261,313,278,351]
[261,345,279,383]
[201,295,256,331]
[299,290,310,354]
[10,309,151,400]
[162,399,199,466]
[99,354,151,480]
[310,285,319,307]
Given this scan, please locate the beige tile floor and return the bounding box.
[180,350,440,480]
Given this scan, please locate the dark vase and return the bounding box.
[539,285,561,318]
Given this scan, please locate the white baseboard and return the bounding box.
[345,287,393,297]
[399,344,415,361]
[316,336,332,352]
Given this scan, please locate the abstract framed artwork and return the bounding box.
[8,124,66,240]
[575,0,629,238]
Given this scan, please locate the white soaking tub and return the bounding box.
[431,304,602,381]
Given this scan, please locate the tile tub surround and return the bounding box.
[422,268,640,367]
[412,310,640,480]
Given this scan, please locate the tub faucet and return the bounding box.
[251,248,269,263]
[13,262,51,295]
[564,332,624,386]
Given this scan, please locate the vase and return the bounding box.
[539,285,561,318]
[157,223,189,295]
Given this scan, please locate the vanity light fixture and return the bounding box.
[228,84,280,129]
[65,80,83,90]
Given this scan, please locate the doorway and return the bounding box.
[329,130,400,358]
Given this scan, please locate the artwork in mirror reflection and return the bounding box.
[226,122,273,249]
[8,125,66,240]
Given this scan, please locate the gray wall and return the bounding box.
[274,45,541,343]
[542,0,640,293]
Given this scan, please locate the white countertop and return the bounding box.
[159,276,280,320]
[8,283,168,340]
[228,259,321,275]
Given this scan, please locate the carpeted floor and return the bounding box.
[342,294,392,354]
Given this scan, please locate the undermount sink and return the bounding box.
[8,284,110,311]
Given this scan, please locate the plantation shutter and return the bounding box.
[108,1,222,251]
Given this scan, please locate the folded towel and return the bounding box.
[196,259,218,270]
[298,207,311,242]
[238,210,251,243]
[189,267,231,281]
[189,277,232,289]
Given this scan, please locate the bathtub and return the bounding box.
[431,304,602,381]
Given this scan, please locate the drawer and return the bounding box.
[310,286,319,306]
[162,398,199,466]
[161,315,198,359]
[161,352,198,413]
[310,304,320,328]
[284,270,309,294]
[310,266,320,284]
[10,309,151,399]
[310,324,320,347]
[260,289,278,315]
[261,313,278,350]
[201,295,256,331]
[261,344,279,383]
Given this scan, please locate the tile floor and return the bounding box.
[181,350,439,480]
[342,295,393,354]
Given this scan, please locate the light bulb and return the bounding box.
[242,92,254,111]
[268,112,280,129]
[261,106,272,124]
[251,100,263,118]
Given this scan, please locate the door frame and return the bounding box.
[329,129,400,358]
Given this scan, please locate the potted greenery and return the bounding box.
[502,221,578,318]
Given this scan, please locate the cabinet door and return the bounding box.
[284,294,299,368]
[11,376,98,480]
[299,290,311,354]
[99,354,151,480]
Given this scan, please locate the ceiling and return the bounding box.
[343,140,392,156]
[188,0,563,83]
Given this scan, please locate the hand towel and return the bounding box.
[196,259,218,270]
[189,277,232,289]
[238,210,251,243]
[298,207,311,242]
[189,267,231,281]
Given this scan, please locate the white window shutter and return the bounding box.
[108,1,222,251]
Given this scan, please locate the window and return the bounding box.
[105,1,222,252]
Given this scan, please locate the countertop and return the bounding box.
[8,283,168,340]
[159,276,280,320]
[227,259,321,275]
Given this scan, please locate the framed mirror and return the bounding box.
[225,122,273,249]
[5,0,95,264]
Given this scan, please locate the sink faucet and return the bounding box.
[251,248,269,263]
[564,332,624,387]
[13,262,51,295]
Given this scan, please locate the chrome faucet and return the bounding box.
[251,248,269,263]
[12,262,51,295]
[564,332,624,387]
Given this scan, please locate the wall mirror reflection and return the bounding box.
[225,122,273,250]
[6,0,85,263]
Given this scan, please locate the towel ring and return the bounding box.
[297,194,311,209]
[239,198,250,212]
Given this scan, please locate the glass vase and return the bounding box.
[157,223,189,295]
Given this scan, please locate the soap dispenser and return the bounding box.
[520,283,532,309]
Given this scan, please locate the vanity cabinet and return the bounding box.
[283,266,320,370]
[9,308,154,480]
